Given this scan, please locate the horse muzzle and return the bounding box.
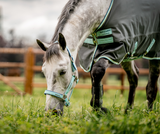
[52,109,63,116]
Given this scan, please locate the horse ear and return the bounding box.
[36,39,51,51]
[58,33,66,50]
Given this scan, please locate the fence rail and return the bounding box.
[0,48,149,95]
[0,48,26,54]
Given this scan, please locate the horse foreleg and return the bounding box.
[90,58,110,113]
[146,60,160,110]
[121,61,139,113]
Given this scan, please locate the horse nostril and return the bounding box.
[52,109,63,116]
[52,109,58,115]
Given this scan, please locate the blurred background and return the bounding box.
[0,0,68,47]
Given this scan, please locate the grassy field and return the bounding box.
[1,76,160,134]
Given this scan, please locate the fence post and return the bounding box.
[24,47,35,94]
[120,73,125,95]
[102,72,108,85]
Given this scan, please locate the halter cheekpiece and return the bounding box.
[44,43,79,107]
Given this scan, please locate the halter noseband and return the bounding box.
[44,45,79,107]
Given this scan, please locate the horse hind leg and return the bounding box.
[121,61,139,113]
[90,58,110,113]
[146,60,160,110]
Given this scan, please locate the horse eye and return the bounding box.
[53,79,56,84]
[60,70,66,76]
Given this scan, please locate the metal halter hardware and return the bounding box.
[44,45,79,107]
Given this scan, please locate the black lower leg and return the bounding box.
[90,84,103,109]
[121,61,139,114]
[90,84,108,113]
[90,59,110,113]
[146,84,158,110]
[146,60,160,110]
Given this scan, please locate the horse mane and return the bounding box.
[45,0,81,61]
[51,0,81,43]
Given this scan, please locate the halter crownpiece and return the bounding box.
[44,43,79,107]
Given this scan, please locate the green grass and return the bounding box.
[1,77,160,134]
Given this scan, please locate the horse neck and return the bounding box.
[62,0,111,59]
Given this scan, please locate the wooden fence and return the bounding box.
[0,48,43,95]
[0,48,149,95]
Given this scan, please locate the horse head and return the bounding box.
[37,33,78,115]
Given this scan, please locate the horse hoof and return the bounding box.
[101,107,108,113]
[124,107,132,114]
[124,109,128,114]
[92,106,109,115]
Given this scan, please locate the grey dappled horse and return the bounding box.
[37,0,160,115]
